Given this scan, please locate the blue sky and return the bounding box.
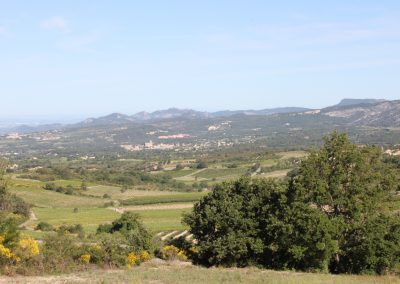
[1,1,400,121]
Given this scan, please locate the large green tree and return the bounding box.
[184,178,337,270]
[289,132,399,273]
[184,132,400,274]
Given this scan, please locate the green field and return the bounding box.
[194,168,247,180]
[33,207,120,233]
[32,207,189,233]
[84,185,177,199]
[9,151,306,239]
[8,180,105,208]
[137,208,190,232]
[120,192,207,206]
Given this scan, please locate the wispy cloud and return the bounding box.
[59,33,100,50]
[40,16,68,32]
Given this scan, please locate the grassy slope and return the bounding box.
[32,207,189,233]
[8,180,105,208]
[3,263,399,284]
[120,192,207,205]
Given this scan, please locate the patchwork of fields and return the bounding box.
[8,151,308,239]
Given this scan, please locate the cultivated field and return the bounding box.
[8,151,309,239]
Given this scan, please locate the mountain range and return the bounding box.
[1,98,399,135]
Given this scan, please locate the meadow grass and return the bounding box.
[120,192,206,206]
[8,180,105,208]
[32,207,120,233]
[194,168,247,179]
[83,185,177,199]
[137,208,190,232]
[4,262,399,284]
[161,169,198,178]
[277,150,308,159]
[32,207,190,233]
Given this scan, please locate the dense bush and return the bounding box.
[184,132,400,274]
[35,222,53,232]
[97,212,153,252]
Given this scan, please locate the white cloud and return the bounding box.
[40,16,68,32]
[59,33,100,50]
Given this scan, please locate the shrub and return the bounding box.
[196,161,208,169]
[35,222,53,232]
[138,251,151,262]
[126,252,139,267]
[40,234,79,273]
[175,164,184,170]
[97,212,152,252]
[79,254,91,264]
[97,233,129,268]
[160,245,187,261]
[17,237,40,260]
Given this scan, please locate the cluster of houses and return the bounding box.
[121,140,178,151]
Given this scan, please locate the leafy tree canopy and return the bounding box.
[184,132,400,274]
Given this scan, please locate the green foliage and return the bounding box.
[40,234,79,273]
[35,222,53,232]
[184,178,336,270]
[97,212,152,252]
[0,214,20,248]
[289,132,398,274]
[196,161,208,169]
[185,132,400,274]
[175,163,185,170]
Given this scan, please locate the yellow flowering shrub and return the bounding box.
[177,250,188,261]
[127,252,139,267]
[0,235,19,263]
[0,244,13,259]
[17,237,40,259]
[79,253,91,264]
[160,245,187,261]
[139,251,151,262]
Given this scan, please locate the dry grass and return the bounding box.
[1,261,399,284]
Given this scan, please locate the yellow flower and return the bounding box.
[0,244,13,259]
[91,244,102,251]
[0,235,5,244]
[177,250,188,261]
[139,251,151,262]
[79,253,91,264]
[127,252,139,267]
[18,237,40,259]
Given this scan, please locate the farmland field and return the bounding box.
[9,150,307,239]
[32,206,190,233]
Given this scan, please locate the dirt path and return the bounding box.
[109,203,193,213]
[175,168,208,181]
[18,210,38,231]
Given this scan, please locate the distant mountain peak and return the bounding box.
[336,98,385,107]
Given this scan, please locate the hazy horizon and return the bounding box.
[0,97,390,126]
[1,1,399,118]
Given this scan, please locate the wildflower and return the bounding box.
[0,244,13,259]
[139,251,151,262]
[127,252,139,267]
[161,245,187,261]
[177,250,188,261]
[79,253,91,264]
[18,237,40,259]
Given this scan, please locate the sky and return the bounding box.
[0,1,400,122]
